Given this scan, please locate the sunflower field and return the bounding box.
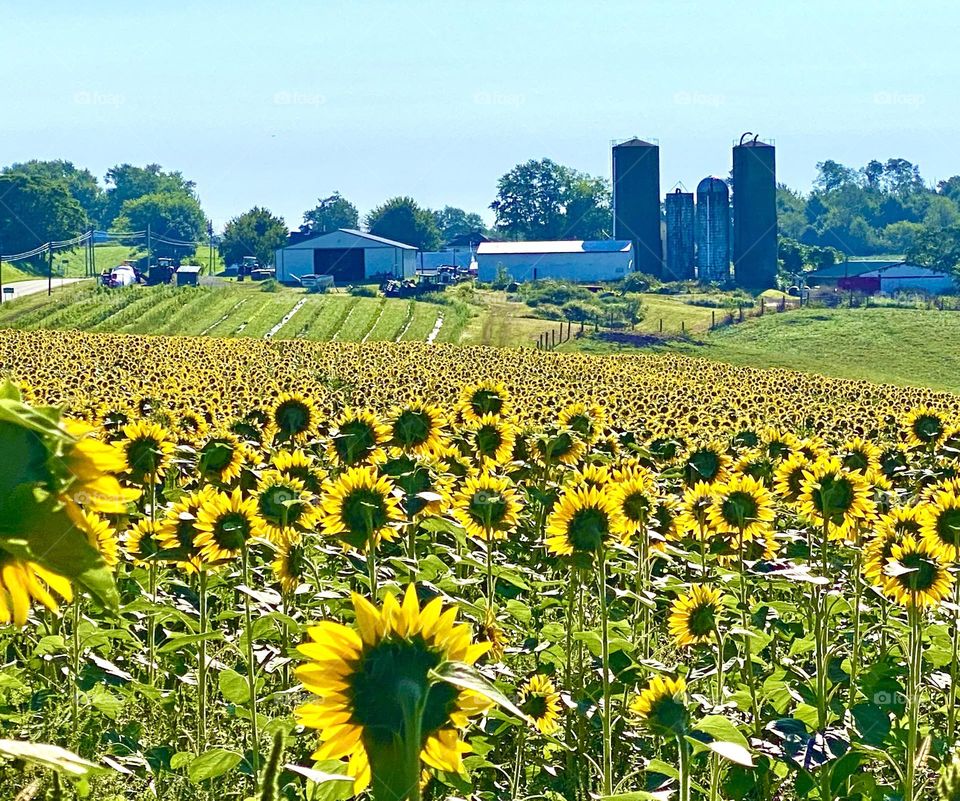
[4,327,960,801]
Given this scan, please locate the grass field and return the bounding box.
[662,306,960,393]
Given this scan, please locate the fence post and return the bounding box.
[760,297,765,315]
[711,310,716,329]
[551,329,556,348]
[659,318,663,333]
[780,295,785,312]
[580,319,584,335]
[738,304,743,322]
[681,320,685,334]
[567,320,571,341]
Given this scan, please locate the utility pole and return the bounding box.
[208,221,214,274]
[147,224,152,273]
[0,241,4,303]
[48,244,53,296]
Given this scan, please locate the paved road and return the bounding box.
[0,277,87,301]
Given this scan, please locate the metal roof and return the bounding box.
[477,240,632,255]
[282,228,417,250]
[613,137,657,148]
[807,260,906,280]
[177,265,203,274]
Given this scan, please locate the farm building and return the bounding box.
[808,260,955,294]
[476,240,634,283]
[275,229,417,283]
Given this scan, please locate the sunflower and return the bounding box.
[60,420,141,514]
[269,392,320,442]
[668,585,726,647]
[531,428,586,467]
[273,540,309,593]
[380,452,451,521]
[175,410,209,441]
[863,509,918,586]
[797,457,875,537]
[630,675,689,736]
[459,414,517,467]
[75,510,120,570]
[919,489,960,561]
[904,406,949,449]
[609,473,659,541]
[388,402,447,455]
[124,519,163,566]
[119,420,175,483]
[557,403,607,445]
[674,482,716,539]
[327,409,390,467]
[451,473,522,541]
[255,470,314,543]
[457,380,512,423]
[0,546,74,627]
[545,486,624,558]
[681,442,732,486]
[881,535,954,608]
[319,467,402,550]
[157,486,216,572]
[197,432,246,484]
[569,464,611,491]
[518,674,562,734]
[840,437,882,474]
[707,474,775,541]
[194,488,265,565]
[272,448,325,494]
[295,586,491,792]
[773,453,811,503]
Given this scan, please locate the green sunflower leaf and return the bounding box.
[187,748,242,783]
[429,661,528,723]
[0,739,107,777]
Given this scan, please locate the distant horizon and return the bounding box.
[3,0,957,230]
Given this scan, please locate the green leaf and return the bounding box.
[170,752,193,770]
[156,631,224,654]
[285,763,355,784]
[187,748,242,784]
[85,686,123,721]
[0,739,106,777]
[705,740,754,766]
[429,661,527,723]
[693,715,750,750]
[218,668,250,704]
[0,380,21,402]
[599,792,671,801]
[301,758,356,801]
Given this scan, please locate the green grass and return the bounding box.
[662,307,960,393]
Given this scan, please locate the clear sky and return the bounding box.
[2,0,957,229]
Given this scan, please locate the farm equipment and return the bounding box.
[237,256,259,281]
[147,257,176,286]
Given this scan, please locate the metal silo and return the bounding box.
[664,188,695,280]
[695,176,731,283]
[612,138,662,277]
[732,133,777,289]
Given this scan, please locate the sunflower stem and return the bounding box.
[485,528,495,611]
[677,733,691,801]
[147,473,157,686]
[70,596,81,748]
[198,569,208,752]
[949,576,959,743]
[846,544,863,721]
[242,546,261,791]
[905,604,922,801]
[737,533,762,738]
[368,539,379,599]
[598,550,613,797]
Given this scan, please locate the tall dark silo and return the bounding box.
[612,138,662,277]
[732,134,777,289]
[664,189,695,280]
[695,177,731,283]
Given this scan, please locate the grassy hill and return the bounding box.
[659,306,960,393]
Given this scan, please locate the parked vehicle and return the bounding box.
[100,264,140,288]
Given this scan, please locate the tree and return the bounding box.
[882,158,924,197]
[862,160,884,190]
[112,192,207,261]
[2,160,102,225]
[813,160,858,193]
[432,206,488,243]
[365,197,441,251]
[490,158,610,240]
[302,192,359,235]
[220,207,287,268]
[937,176,960,204]
[0,173,87,255]
[102,164,197,227]
[907,223,960,277]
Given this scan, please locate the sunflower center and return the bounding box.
[334,420,379,465]
[473,425,505,459]
[200,439,237,474]
[842,451,870,472]
[687,450,720,483]
[622,491,652,523]
[469,389,504,417]
[259,484,303,526]
[913,414,944,443]
[567,507,609,553]
[350,636,459,744]
[466,489,509,530]
[687,603,716,637]
[393,410,432,448]
[565,414,592,439]
[211,512,252,552]
[126,437,163,474]
[521,694,549,719]
[720,491,759,530]
[340,488,388,542]
[935,508,960,549]
[814,474,855,522]
[274,400,312,436]
[647,694,689,736]
[896,552,938,592]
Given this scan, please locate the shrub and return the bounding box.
[348,284,377,297]
[259,279,280,293]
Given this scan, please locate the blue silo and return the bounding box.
[696,177,731,283]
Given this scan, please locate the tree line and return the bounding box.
[1,155,958,276]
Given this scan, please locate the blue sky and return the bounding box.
[2,1,957,229]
